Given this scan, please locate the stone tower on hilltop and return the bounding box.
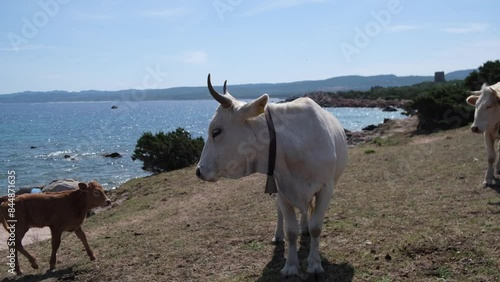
[434,71,445,83]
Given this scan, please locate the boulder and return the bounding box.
[42,179,79,193]
[362,124,378,131]
[103,152,122,158]
[382,106,398,112]
[16,186,44,195]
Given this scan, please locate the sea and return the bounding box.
[0,100,406,194]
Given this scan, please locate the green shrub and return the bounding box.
[132,128,204,173]
[407,82,474,132]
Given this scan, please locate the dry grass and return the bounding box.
[0,126,499,281]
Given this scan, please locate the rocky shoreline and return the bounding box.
[284,91,410,109]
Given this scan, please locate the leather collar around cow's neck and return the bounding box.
[264,106,278,194]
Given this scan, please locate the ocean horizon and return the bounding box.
[0,100,406,194]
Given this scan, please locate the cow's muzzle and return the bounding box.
[195,167,203,179]
[471,125,482,134]
[196,166,218,182]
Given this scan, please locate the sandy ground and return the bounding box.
[0,227,51,251]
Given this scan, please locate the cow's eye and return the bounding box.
[212,128,222,138]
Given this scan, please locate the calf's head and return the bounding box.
[466,83,500,134]
[79,181,112,208]
[196,74,269,182]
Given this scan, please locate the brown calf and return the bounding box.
[0,181,111,275]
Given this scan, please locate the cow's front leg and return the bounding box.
[272,198,284,244]
[484,134,496,186]
[277,194,299,277]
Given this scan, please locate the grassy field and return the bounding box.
[1,126,499,281]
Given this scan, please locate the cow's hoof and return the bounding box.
[272,237,284,245]
[31,261,39,269]
[89,255,96,261]
[15,269,23,276]
[281,265,299,278]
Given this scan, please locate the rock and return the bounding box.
[362,124,378,131]
[111,105,118,109]
[383,118,391,123]
[16,187,35,195]
[382,106,398,112]
[30,146,37,149]
[103,152,122,158]
[42,179,79,193]
[64,154,71,159]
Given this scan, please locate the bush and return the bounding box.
[132,128,204,173]
[408,82,474,132]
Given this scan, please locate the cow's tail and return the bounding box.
[0,196,10,231]
[308,196,316,217]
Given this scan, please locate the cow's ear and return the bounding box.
[491,87,500,103]
[466,95,479,106]
[78,182,88,190]
[239,94,269,119]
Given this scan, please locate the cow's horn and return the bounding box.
[207,74,232,108]
[223,80,228,94]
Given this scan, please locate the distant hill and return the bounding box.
[0,70,475,103]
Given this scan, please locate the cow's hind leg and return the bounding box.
[74,227,95,261]
[272,198,284,244]
[299,209,309,236]
[307,181,334,274]
[277,194,300,277]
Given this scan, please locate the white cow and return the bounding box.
[466,82,500,186]
[196,74,348,277]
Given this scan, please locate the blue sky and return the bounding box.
[0,0,498,94]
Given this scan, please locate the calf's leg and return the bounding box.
[49,228,63,270]
[13,226,39,275]
[74,227,95,260]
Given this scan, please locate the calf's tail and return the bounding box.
[0,196,10,231]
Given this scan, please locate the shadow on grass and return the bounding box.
[486,179,500,194]
[1,267,76,282]
[257,236,354,282]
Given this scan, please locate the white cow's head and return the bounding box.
[196,74,269,182]
[466,83,500,134]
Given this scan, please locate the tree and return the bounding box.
[464,60,500,90]
[132,128,204,173]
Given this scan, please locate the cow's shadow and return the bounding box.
[486,178,500,194]
[256,235,354,282]
[1,267,76,282]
